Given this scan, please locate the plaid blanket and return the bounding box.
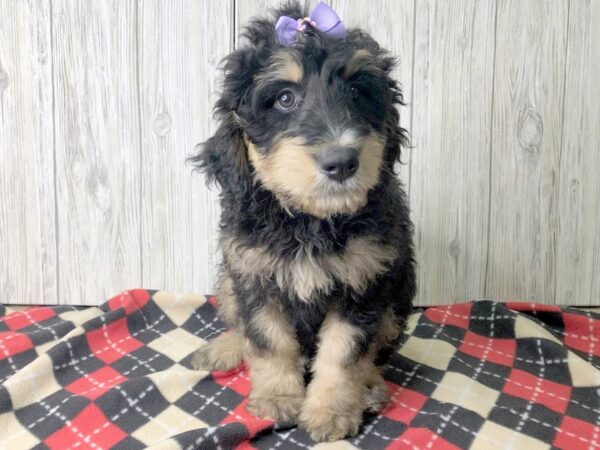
[1,290,599,450]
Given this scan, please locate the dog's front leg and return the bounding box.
[245,303,305,421]
[299,312,373,441]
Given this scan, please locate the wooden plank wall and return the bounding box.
[0,1,56,304]
[0,0,598,306]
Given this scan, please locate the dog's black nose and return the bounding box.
[318,146,360,182]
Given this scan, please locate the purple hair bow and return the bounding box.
[275,2,347,46]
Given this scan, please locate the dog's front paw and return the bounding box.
[299,399,362,442]
[247,395,304,422]
[190,332,243,371]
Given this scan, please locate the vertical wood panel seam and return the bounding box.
[483,0,499,298]
[233,0,237,50]
[555,0,571,304]
[407,0,417,198]
[49,0,59,304]
[134,0,144,289]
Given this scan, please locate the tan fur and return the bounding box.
[190,332,244,371]
[248,137,318,206]
[356,133,386,191]
[299,313,372,441]
[254,51,303,86]
[191,308,399,418]
[311,313,364,369]
[222,234,397,301]
[245,303,305,421]
[190,274,244,371]
[247,132,385,218]
[249,303,299,356]
[324,237,397,293]
[344,50,384,78]
[216,273,238,327]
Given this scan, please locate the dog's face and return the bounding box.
[194,6,406,219]
[243,47,392,218]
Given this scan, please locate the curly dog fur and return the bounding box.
[190,1,416,441]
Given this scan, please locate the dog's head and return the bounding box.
[192,1,407,218]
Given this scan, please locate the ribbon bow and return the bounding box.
[275,2,347,46]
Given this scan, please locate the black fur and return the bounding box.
[190,1,415,363]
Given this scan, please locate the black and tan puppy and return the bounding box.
[190,1,415,442]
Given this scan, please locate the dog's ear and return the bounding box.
[189,114,249,190]
[345,30,409,169]
[384,80,409,169]
[189,46,260,190]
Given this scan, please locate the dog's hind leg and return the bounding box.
[363,307,406,412]
[191,331,244,371]
[191,273,244,371]
[364,365,389,413]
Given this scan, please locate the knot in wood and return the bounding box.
[154,111,172,137]
[517,107,543,152]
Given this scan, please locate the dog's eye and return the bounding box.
[349,86,359,99]
[275,90,297,111]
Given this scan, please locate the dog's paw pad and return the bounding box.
[247,395,304,422]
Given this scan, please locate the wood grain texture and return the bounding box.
[410,0,496,305]
[2,1,600,306]
[52,1,141,305]
[486,0,569,304]
[235,0,281,37]
[0,0,57,304]
[190,1,230,295]
[555,0,600,306]
[139,1,231,294]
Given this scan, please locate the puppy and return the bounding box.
[190,1,416,442]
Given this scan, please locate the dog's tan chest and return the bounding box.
[222,235,397,301]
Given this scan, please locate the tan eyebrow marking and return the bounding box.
[254,51,303,86]
[344,49,384,78]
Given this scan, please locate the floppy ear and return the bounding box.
[345,30,409,169]
[189,114,250,190]
[189,46,259,190]
[378,62,409,171]
[190,1,308,188]
[384,83,409,169]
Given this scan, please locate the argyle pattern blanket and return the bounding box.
[1,290,599,450]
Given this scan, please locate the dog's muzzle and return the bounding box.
[317,146,359,182]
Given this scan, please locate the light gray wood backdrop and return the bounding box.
[1,0,598,306]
